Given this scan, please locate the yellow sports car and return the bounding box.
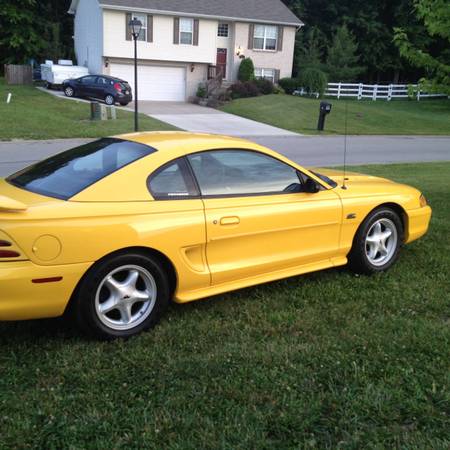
[0,132,431,339]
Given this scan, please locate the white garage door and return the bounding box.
[110,64,186,101]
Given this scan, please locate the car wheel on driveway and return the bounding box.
[105,94,115,106]
[74,252,170,340]
[64,86,75,97]
[348,207,403,274]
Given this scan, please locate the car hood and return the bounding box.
[311,168,394,187]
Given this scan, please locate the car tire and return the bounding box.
[64,86,75,97]
[119,102,129,106]
[105,94,115,106]
[73,252,170,340]
[348,207,403,275]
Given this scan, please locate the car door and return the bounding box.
[187,149,342,286]
[92,76,110,100]
[78,76,98,98]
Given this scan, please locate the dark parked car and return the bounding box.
[62,75,133,106]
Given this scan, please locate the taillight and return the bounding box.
[113,82,122,93]
[0,250,20,258]
[0,240,20,257]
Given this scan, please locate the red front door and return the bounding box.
[216,48,227,79]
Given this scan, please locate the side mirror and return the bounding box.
[303,178,320,193]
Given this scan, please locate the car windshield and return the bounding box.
[7,138,156,200]
[310,170,338,188]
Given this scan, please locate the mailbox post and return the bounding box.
[317,101,332,131]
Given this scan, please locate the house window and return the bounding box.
[180,17,194,44]
[254,25,278,50]
[132,14,147,41]
[218,23,229,37]
[255,68,275,82]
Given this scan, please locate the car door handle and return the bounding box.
[220,216,240,226]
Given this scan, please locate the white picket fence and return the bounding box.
[325,83,446,101]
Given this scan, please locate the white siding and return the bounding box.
[103,10,217,64]
[73,0,103,74]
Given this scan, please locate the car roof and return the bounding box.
[80,74,128,83]
[116,131,260,154]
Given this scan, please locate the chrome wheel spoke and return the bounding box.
[99,297,118,314]
[124,269,139,290]
[118,303,133,324]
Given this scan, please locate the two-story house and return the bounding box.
[69,0,303,101]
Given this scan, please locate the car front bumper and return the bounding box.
[405,205,432,244]
[0,260,92,321]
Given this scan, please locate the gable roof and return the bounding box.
[93,0,303,26]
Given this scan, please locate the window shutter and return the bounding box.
[248,24,254,49]
[147,15,153,42]
[173,17,180,44]
[277,26,284,51]
[126,12,132,41]
[274,69,280,83]
[193,19,199,46]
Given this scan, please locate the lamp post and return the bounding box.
[129,18,142,132]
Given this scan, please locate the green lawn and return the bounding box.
[221,94,450,135]
[0,79,176,140]
[1,162,449,448]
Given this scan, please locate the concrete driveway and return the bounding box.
[38,88,298,136]
[134,101,299,137]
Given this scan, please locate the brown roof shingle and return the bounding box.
[98,0,303,26]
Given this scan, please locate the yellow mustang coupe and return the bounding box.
[0,132,431,339]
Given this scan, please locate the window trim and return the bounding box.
[147,157,200,201]
[179,17,194,45]
[255,68,275,82]
[185,148,323,199]
[253,25,278,51]
[217,22,229,37]
[131,14,148,41]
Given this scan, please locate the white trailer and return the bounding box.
[40,60,89,88]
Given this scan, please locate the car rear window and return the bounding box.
[7,138,156,200]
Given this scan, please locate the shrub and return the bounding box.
[278,77,300,95]
[299,68,328,97]
[196,85,207,98]
[229,81,260,99]
[238,58,255,82]
[254,78,274,95]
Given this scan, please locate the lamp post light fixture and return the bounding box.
[129,17,142,132]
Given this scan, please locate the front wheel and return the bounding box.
[105,94,115,105]
[74,253,170,339]
[348,207,403,274]
[64,86,75,97]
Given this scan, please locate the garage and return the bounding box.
[109,63,186,102]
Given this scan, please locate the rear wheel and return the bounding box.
[105,94,115,105]
[119,102,129,106]
[64,86,75,97]
[74,253,170,339]
[348,207,403,274]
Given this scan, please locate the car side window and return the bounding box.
[97,77,108,85]
[81,76,97,84]
[148,158,199,200]
[187,149,302,197]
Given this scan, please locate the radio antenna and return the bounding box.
[342,100,348,190]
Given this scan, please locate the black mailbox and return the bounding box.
[317,101,332,131]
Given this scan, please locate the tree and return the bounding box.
[394,0,450,93]
[238,58,255,82]
[296,26,326,73]
[0,0,47,65]
[325,25,365,81]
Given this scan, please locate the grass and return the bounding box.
[0,79,176,140]
[1,162,449,449]
[220,94,450,135]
